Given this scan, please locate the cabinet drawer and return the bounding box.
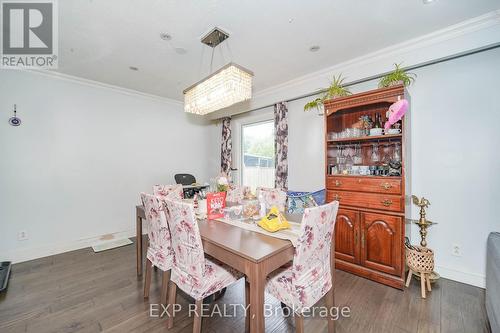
[327,190,402,212]
[327,176,402,195]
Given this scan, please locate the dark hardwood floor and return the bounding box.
[0,238,490,333]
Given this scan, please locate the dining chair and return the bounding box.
[265,201,340,333]
[140,193,175,307]
[163,198,246,333]
[226,184,249,203]
[152,184,184,201]
[256,187,287,212]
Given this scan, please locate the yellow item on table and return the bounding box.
[258,206,290,233]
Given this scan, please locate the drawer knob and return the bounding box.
[381,199,393,207]
[335,180,342,187]
[334,194,342,201]
[380,182,393,190]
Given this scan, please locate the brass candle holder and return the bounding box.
[411,195,435,247]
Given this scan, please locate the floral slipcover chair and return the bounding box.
[265,201,339,312]
[256,187,287,212]
[164,198,243,300]
[140,193,174,301]
[152,184,183,201]
[163,198,245,331]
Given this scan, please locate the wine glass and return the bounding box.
[393,142,401,162]
[381,143,391,164]
[345,145,354,172]
[336,145,342,164]
[233,205,243,220]
[370,143,380,163]
[354,144,363,165]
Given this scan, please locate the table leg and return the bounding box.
[248,264,265,333]
[136,215,143,276]
[245,280,250,333]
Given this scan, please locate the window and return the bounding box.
[241,121,275,192]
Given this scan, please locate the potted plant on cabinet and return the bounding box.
[379,63,416,88]
[304,74,352,115]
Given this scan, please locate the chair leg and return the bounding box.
[193,299,203,333]
[426,274,432,292]
[143,259,152,299]
[166,281,177,329]
[160,270,171,306]
[420,272,426,298]
[405,269,413,287]
[324,287,335,333]
[295,313,304,333]
[245,280,250,333]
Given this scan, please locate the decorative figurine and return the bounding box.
[388,160,402,176]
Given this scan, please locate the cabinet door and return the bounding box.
[335,209,360,264]
[360,212,402,276]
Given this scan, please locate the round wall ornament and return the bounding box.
[8,105,21,126]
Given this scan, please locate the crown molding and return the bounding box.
[207,10,500,120]
[253,10,500,100]
[22,69,184,108]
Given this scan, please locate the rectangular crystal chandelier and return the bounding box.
[183,62,253,115]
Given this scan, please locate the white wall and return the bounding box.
[409,49,500,287]
[0,70,219,263]
[239,48,499,288]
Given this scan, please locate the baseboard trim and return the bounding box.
[3,229,145,264]
[436,265,485,288]
[4,231,485,289]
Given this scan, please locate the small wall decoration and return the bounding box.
[8,105,21,127]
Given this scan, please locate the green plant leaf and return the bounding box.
[303,74,351,112]
[379,63,416,88]
[303,98,323,112]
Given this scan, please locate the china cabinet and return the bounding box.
[324,85,410,289]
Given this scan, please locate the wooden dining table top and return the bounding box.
[136,205,300,263]
[197,213,301,263]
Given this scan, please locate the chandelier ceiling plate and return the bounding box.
[201,27,229,48]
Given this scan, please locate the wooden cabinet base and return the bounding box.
[336,258,404,290]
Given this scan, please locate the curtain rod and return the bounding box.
[246,42,500,113]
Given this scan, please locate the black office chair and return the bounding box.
[174,174,203,198]
[174,174,196,186]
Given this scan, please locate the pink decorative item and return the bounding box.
[384,99,409,130]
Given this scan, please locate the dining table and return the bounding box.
[135,204,334,333]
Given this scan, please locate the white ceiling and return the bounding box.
[57,0,500,101]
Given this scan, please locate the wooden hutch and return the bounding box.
[323,85,410,289]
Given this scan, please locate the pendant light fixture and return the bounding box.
[183,28,253,115]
